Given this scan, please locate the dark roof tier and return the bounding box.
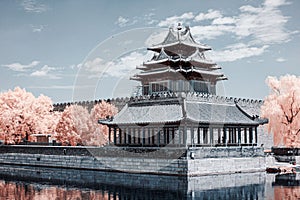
[141,49,219,70]
[131,67,227,82]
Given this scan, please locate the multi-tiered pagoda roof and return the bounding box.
[131,23,227,95]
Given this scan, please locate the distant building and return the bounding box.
[30,134,51,143]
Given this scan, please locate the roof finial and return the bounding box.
[177,22,182,30]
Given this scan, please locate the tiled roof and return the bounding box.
[101,104,183,125]
[100,96,260,126]
[185,101,259,125]
[236,101,263,118]
[148,26,211,52]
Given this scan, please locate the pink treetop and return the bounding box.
[55,104,90,146]
[88,101,118,146]
[0,87,58,144]
[55,101,117,146]
[261,75,300,147]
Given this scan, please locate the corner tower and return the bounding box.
[131,23,227,95]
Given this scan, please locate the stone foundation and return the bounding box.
[0,146,265,176]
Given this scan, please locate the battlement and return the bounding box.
[53,92,264,117]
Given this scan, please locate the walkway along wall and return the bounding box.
[0,145,265,176]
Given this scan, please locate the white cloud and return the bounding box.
[209,43,269,62]
[144,13,158,25]
[82,57,113,74]
[191,25,235,40]
[276,57,286,62]
[2,61,39,71]
[114,16,139,27]
[31,25,46,32]
[154,0,296,62]
[236,0,291,44]
[158,12,194,27]
[212,17,236,25]
[30,65,60,79]
[194,9,222,22]
[115,16,130,27]
[263,0,290,8]
[69,64,83,70]
[81,51,153,78]
[144,30,168,46]
[21,0,47,13]
[107,51,147,77]
[156,0,294,45]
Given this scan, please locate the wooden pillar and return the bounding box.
[203,128,207,144]
[157,128,160,146]
[113,127,117,144]
[197,128,201,144]
[232,128,235,144]
[209,127,213,145]
[223,127,227,145]
[217,128,221,144]
[191,127,194,146]
[244,128,247,144]
[146,128,150,145]
[178,127,182,145]
[141,128,144,146]
[163,128,167,145]
[231,128,234,144]
[172,127,175,145]
[108,127,112,145]
[137,128,141,144]
[233,128,236,144]
[228,128,232,144]
[126,128,129,145]
[183,125,187,147]
[238,127,241,145]
[167,128,170,144]
[119,128,122,145]
[131,128,135,144]
[151,128,155,145]
[125,128,128,145]
[249,127,253,144]
[255,127,258,144]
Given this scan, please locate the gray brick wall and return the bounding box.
[0,146,265,176]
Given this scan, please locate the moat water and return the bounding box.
[0,165,299,199]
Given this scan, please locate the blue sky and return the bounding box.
[0,0,299,103]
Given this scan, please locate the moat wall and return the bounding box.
[0,164,266,199]
[0,145,265,176]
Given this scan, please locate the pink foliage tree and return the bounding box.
[0,87,59,144]
[88,101,118,146]
[55,105,89,146]
[0,86,118,146]
[261,75,300,147]
[54,101,117,146]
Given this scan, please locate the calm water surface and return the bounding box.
[0,165,299,200]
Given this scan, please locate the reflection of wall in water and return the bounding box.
[0,164,266,200]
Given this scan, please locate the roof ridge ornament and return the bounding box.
[177,22,183,30]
